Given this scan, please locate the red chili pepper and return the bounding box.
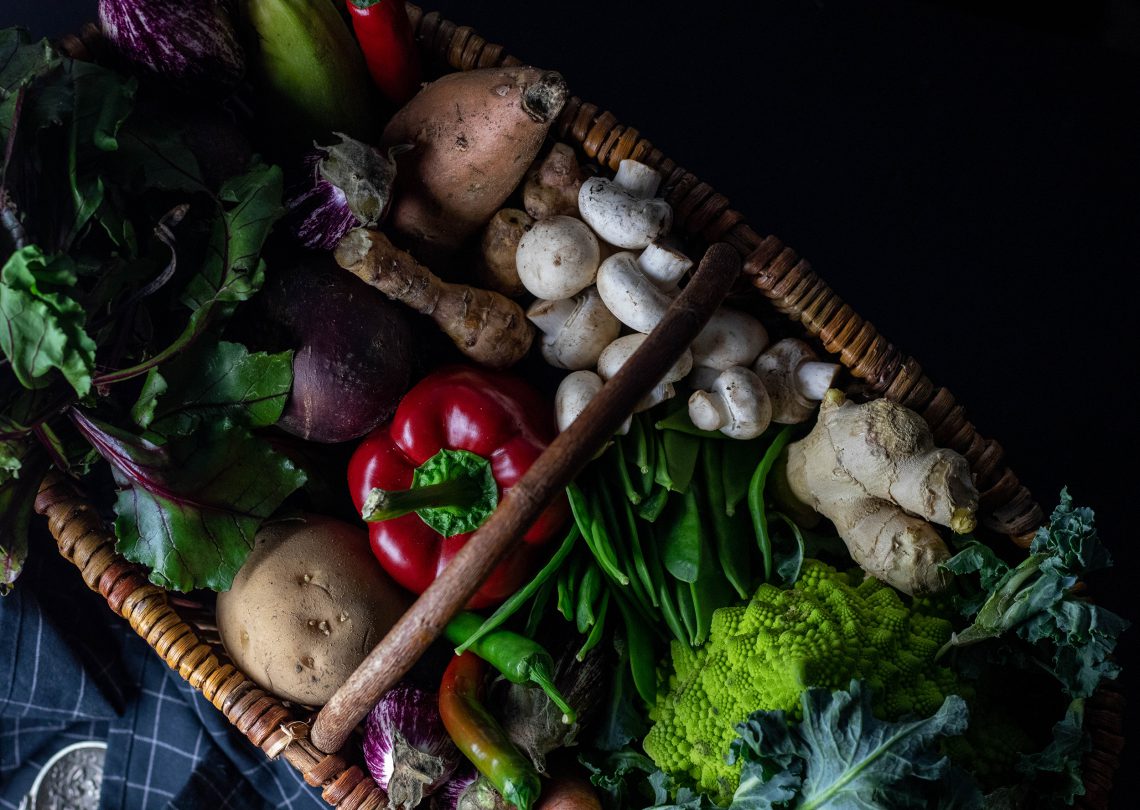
[348,367,568,608]
[346,0,422,106]
[439,653,542,810]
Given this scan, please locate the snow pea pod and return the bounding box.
[701,441,752,599]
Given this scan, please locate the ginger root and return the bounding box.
[783,390,978,596]
[335,228,534,369]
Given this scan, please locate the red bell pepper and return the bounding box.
[346,0,422,106]
[348,367,568,608]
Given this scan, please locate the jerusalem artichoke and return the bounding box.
[783,391,978,595]
[334,228,533,369]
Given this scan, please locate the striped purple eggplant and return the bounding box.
[98,0,244,91]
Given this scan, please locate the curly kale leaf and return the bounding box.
[724,682,971,810]
[939,490,1128,698]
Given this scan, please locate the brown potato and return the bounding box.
[217,515,409,706]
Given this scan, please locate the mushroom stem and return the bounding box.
[686,366,772,440]
[637,241,692,289]
[595,251,674,333]
[612,159,663,197]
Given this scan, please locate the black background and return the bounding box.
[5,0,1140,802]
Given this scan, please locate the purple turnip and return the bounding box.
[99,0,245,92]
[255,254,412,444]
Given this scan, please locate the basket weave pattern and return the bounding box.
[40,5,1123,808]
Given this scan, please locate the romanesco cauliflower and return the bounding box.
[642,559,959,801]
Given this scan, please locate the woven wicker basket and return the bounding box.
[41,4,1124,808]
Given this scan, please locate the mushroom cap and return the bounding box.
[690,307,769,370]
[527,287,621,370]
[597,333,692,412]
[596,251,674,334]
[578,175,673,249]
[515,215,600,300]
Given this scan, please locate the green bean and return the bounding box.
[656,429,700,493]
[723,434,767,516]
[657,575,690,646]
[556,551,585,621]
[629,415,649,473]
[640,417,658,495]
[596,482,654,613]
[569,482,629,586]
[615,482,658,608]
[689,483,734,646]
[612,440,643,505]
[575,563,603,632]
[524,576,555,638]
[659,488,701,583]
[675,578,698,648]
[748,427,794,582]
[613,588,657,704]
[638,485,670,522]
[701,442,751,599]
[454,524,581,653]
[576,591,610,661]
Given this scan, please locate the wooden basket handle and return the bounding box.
[309,242,741,753]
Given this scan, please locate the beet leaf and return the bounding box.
[71,410,305,592]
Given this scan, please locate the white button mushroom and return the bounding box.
[527,286,622,370]
[597,333,693,412]
[752,338,841,424]
[578,159,673,249]
[515,215,601,300]
[555,370,630,435]
[688,366,773,440]
[595,251,674,334]
[688,307,769,371]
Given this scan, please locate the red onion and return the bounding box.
[98,0,244,92]
[286,135,402,250]
[364,685,462,810]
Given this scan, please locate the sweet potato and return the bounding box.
[381,66,568,264]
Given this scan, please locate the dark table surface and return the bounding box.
[7,0,1140,801]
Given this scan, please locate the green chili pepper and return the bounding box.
[445,612,576,724]
[439,653,543,810]
[453,524,581,654]
[748,426,794,582]
[723,433,768,516]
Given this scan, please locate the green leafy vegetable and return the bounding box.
[0,439,45,593]
[726,682,969,810]
[0,247,97,396]
[71,410,305,592]
[1017,699,1089,806]
[132,340,292,435]
[939,490,1128,698]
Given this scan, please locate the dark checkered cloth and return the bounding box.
[0,530,328,810]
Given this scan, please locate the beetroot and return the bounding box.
[259,254,412,443]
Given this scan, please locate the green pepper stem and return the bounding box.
[362,478,484,521]
[524,663,577,725]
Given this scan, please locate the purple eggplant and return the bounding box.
[286,135,403,251]
[99,0,244,91]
